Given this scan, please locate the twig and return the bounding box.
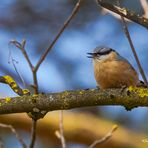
[140,0,148,18]
[55,111,66,148]
[10,40,38,94]
[32,72,39,94]
[10,40,39,148]
[0,123,26,148]
[34,0,83,72]
[29,119,37,148]
[97,0,148,29]
[88,125,118,148]
[59,110,66,148]
[10,40,34,70]
[0,137,3,148]
[120,13,148,85]
[8,48,26,87]
[116,0,147,85]
[99,4,130,22]
[0,75,30,96]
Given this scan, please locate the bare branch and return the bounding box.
[0,87,148,114]
[10,40,39,147]
[97,0,148,29]
[8,57,26,87]
[35,0,83,71]
[55,111,66,148]
[59,110,66,148]
[10,39,39,93]
[32,72,39,94]
[0,75,30,96]
[0,123,26,148]
[88,125,118,148]
[120,16,148,85]
[0,137,3,148]
[10,40,34,70]
[55,110,66,148]
[29,119,37,148]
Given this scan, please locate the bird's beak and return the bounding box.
[87,52,96,58]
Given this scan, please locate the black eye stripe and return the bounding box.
[96,48,114,55]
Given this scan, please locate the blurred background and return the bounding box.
[0,0,148,148]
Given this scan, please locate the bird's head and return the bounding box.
[87,46,118,62]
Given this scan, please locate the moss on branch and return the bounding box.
[0,87,148,115]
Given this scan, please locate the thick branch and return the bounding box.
[0,88,148,114]
[97,0,148,29]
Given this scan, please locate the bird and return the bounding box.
[87,46,140,89]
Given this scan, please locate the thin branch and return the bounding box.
[59,110,66,148]
[98,4,130,22]
[34,0,83,72]
[0,87,148,114]
[10,39,39,93]
[0,123,26,148]
[140,0,148,18]
[32,71,39,94]
[120,16,148,85]
[10,40,39,148]
[0,75,30,96]
[29,119,37,148]
[10,40,34,70]
[8,47,26,87]
[10,58,26,87]
[55,111,66,148]
[88,125,118,148]
[0,137,3,148]
[96,0,148,29]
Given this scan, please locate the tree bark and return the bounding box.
[0,87,148,114]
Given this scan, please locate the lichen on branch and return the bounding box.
[97,0,148,29]
[0,87,148,115]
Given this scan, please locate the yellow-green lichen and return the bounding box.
[61,91,69,99]
[22,89,30,95]
[62,100,69,109]
[79,90,84,95]
[14,89,18,93]
[11,83,17,89]
[60,91,70,109]
[27,112,33,118]
[128,86,148,98]
[5,97,12,103]
[33,94,38,97]
[0,102,2,106]
[31,97,37,103]
[120,7,127,15]
[3,75,15,83]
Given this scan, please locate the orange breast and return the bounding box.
[93,60,139,89]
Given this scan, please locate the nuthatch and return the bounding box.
[87,46,140,89]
